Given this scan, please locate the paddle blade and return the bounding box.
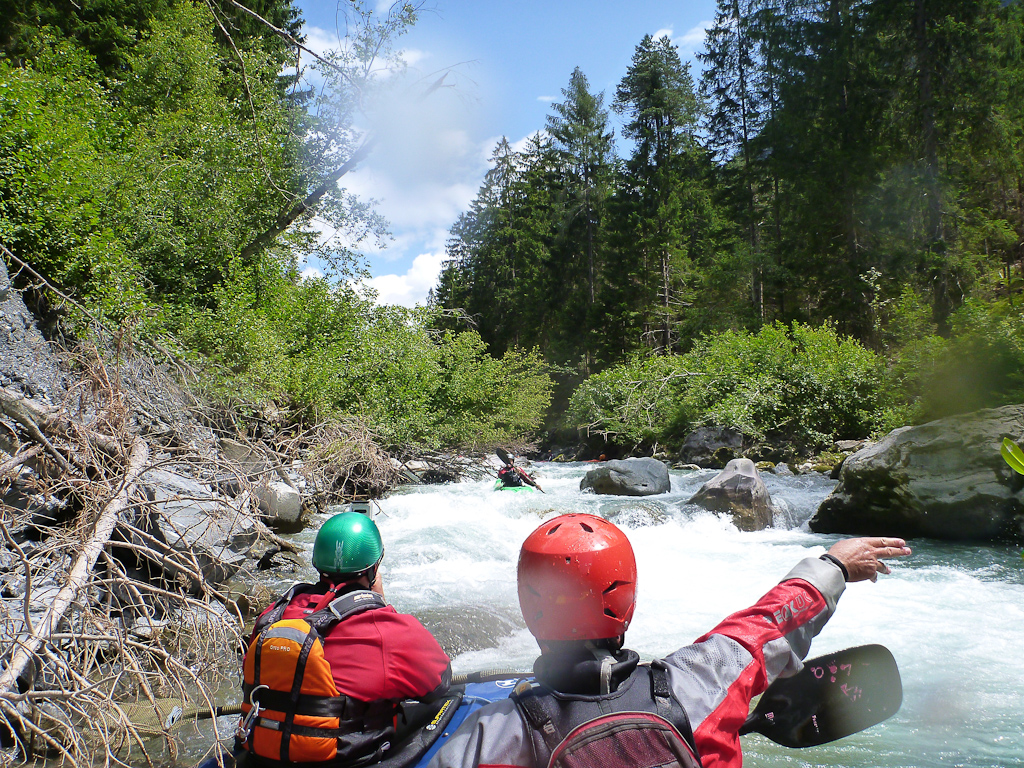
[1001,438,1024,475]
[740,644,902,748]
[496,448,513,466]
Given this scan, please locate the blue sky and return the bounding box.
[294,0,718,306]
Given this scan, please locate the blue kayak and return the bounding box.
[197,677,522,768]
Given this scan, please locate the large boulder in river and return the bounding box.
[580,458,671,496]
[677,427,744,468]
[688,458,775,531]
[810,405,1024,542]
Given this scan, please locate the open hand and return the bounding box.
[827,537,912,583]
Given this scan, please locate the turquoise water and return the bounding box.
[258,461,1024,768]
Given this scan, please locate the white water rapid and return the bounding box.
[278,461,1024,767]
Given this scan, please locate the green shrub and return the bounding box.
[565,355,691,448]
[566,322,884,450]
[913,302,1024,422]
[173,266,552,450]
[681,322,883,445]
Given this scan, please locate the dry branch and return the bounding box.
[0,437,149,697]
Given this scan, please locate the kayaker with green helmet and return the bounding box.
[237,511,451,767]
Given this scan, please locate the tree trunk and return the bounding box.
[238,138,376,264]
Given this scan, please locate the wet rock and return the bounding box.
[811,405,1024,542]
[602,500,670,528]
[678,427,745,468]
[415,604,523,658]
[580,458,671,497]
[688,458,775,531]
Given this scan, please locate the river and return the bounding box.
[251,461,1024,768]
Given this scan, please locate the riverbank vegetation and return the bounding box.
[434,1,1024,454]
[1,0,1023,463]
[0,0,551,454]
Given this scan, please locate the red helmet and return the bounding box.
[517,513,637,642]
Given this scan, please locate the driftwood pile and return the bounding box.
[0,347,259,767]
[0,250,508,766]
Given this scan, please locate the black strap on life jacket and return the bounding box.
[513,662,701,766]
[253,584,387,636]
[246,588,389,761]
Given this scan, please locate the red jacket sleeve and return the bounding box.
[663,556,846,768]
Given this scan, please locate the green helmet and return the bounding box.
[312,512,384,576]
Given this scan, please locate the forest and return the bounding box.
[433,0,1024,453]
[2,0,1023,459]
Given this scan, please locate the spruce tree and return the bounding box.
[545,67,617,370]
[611,34,712,355]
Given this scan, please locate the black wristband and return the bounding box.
[819,553,849,582]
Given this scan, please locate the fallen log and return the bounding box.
[0,436,149,697]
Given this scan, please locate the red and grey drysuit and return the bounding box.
[425,555,847,768]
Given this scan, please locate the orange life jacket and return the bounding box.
[238,587,391,766]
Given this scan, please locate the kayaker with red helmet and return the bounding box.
[237,512,451,767]
[426,513,911,768]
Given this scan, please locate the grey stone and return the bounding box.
[580,458,671,497]
[688,458,775,531]
[0,258,66,403]
[219,438,270,474]
[678,427,745,468]
[137,468,260,586]
[254,479,303,528]
[835,439,870,453]
[810,405,1024,542]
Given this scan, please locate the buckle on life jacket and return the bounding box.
[236,684,269,742]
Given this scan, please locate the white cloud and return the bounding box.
[301,265,325,280]
[511,130,546,153]
[399,48,429,68]
[303,25,338,59]
[366,251,448,307]
[537,95,555,103]
[649,22,712,58]
[679,20,712,54]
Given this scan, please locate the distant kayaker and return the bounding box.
[497,451,542,491]
[236,511,451,766]
[426,513,912,768]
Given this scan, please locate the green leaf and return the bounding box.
[1000,438,1024,475]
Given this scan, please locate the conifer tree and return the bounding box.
[544,67,617,370]
[611,34,713,355]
